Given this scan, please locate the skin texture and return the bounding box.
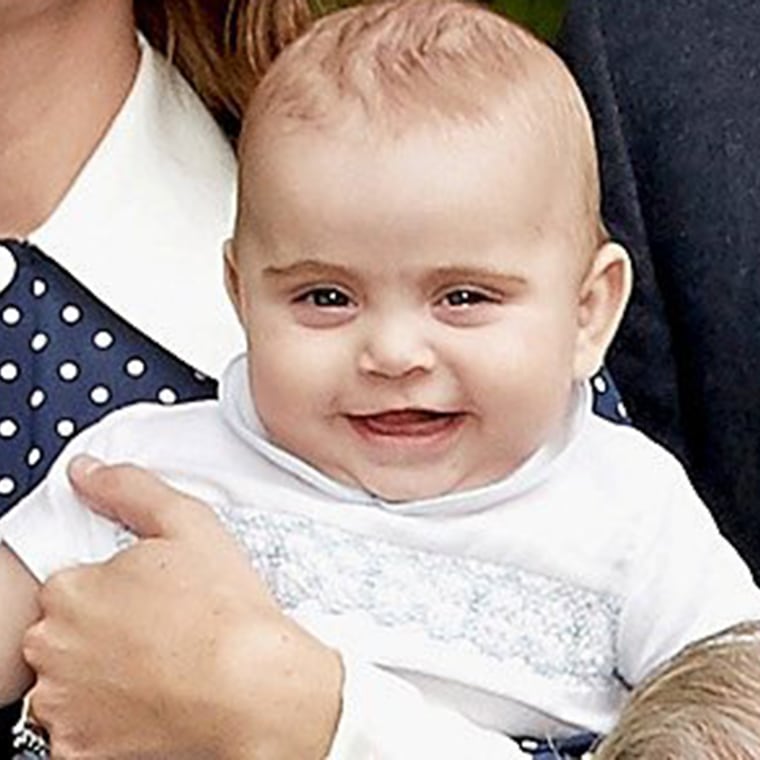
[22,456,343,760]
[0,0,139,237]
[227,117,631,502]
[0,547,39,705]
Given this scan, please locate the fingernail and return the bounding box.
[67,454,103,479]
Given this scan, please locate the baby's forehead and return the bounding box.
[237,117,596,278]
[239,95,597,246]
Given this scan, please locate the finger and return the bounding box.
[35,565,79,617]
[25,690,46,729]
[22,619,47,673]
[67,456,219,541]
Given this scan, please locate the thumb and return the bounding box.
[67,455,221,541]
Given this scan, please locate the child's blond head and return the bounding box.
[238,0,605,252]
[596,622,760,760]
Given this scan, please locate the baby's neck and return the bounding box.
[0,0,139,238]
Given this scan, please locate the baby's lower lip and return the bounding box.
[346,410,464,438]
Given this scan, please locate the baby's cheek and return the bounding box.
[471,346,571,432]
[250,340,331,417]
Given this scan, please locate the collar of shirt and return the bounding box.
[28,35,240,376]
[218,354,592,517]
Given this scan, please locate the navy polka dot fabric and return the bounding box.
[0,239,217,517]
[8,729,599,759]
[519,732,599,758]
[590,366,629,426]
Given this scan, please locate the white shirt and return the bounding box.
[3,356,760,758]
[28,37,242,376]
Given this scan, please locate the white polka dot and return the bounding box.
[61,304,82,324]
[0,476,15,496]
[93,330,114,350]
[28,388,46,409]
[27,447,42,467]
[32,278,47,297]
[30,332,49,352]
[0,419,18,438]
[593,375,607,394]
[56,419,76,438]
[58,361,80,382]
[0,245,17,294]
[157,387,178,405]
[617,401,628,419]
[2,305,21,326]
[125,357,146,378]
[90,385,111,405]
[0,361,19,382]
[193,370,207,382]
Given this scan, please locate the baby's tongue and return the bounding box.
[361,410,453,435]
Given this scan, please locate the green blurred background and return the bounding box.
[494,0,567,40]
[320,0,568,42]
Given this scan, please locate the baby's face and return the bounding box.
[228,118,594,501]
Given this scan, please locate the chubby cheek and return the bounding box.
[461,323,576,457]
[246,325,350,444]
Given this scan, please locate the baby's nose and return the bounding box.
[357,318,435,379]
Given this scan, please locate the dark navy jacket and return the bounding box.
[559,0,760,579]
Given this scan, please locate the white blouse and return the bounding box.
[29,36,242,376]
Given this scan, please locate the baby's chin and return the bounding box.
[330,441,546,502]
[366,479,447,504]
[321,461,448,503]
[342,465,516,504]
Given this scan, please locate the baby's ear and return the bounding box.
[573,241,632,380]
[223,239,248,329]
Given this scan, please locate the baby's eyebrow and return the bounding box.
[261,261,528,289]
[423,266,528,289]
[262,260,353,280]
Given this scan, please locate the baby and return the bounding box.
[2,0,759,756]
[595,621,760,759]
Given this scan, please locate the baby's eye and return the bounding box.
[298,287,352,308]
[433,286,504,327]
[441,288,495,307]
[291,286,357,327]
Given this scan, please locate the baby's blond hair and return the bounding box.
[596,622,760,760]
[239,0,605,251]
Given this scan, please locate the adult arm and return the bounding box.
[0,546,39,706]
[24,459,527,759]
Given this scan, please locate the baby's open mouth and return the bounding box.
[346,409,464,437]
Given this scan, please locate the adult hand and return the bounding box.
[22,456,343,760]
